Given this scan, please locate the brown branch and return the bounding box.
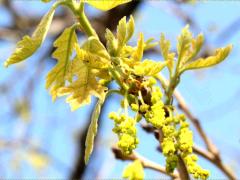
[174,91,236,179]
[193,146,236,180]
[157,144,236,180]
[155,74,236,179]
[177,157,190,180]
[112,147,180,179]
[174,91,219,155]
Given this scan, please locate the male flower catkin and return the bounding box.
[142,84,209,178]
[145,86,166,128]
[177,115,210,179]
[123,160,144,180]
[109,112,138,155]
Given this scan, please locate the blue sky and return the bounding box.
[0,0,240,179]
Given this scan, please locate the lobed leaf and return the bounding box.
[57,44,107,111]
[159,33,175,74]
[134,59,167,76]
[117,17,128,50]
[117,16,135,52]
[177,26,205,67]
[160,33,171,60]
[85,96,106,164]
[144,38,158,50]
[122,38,157,59]
[77,36,111,70]
[121,45,134,58]
[131,33,144,62]
[105,29,118,56]
[4,7,55,67]
[126,16,135,42]
[185,33,204,62]
[180,45,232,72]
[75,45,110,69]
[46,26,78,100]
[177,25,193,62]
[82,36,110,60]
[84,0,132,11]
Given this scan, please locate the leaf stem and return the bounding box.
[62,1,97,37]
[165,55,181,105]
[52,0,67,9]
[112,147,180,179]
[109,67,129,91]
[165,73,180,105]
[106,89,122,97]
[138,91,145,105]
[124,91,129,116]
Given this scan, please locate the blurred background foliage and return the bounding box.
[0,0,240,179]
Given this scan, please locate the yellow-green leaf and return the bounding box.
[77,37,110,69]
[117,16,135,52]
[76,37,111,81]
[131,33,144,62]
[85,0,131,11]
[186,33,204,62]
[144,38,158,50]
[126,15,135,42]
[134,59,167,76]
[57,45,106,111]
[123,160,144,180]
[46,26,78,100]
[181,45,232,72]
[117,17,127,49]
[121,45,134,58]
[75,46,109,69]
[160,33,171,60]
[105,29,118,56]
[160,33,175,74]
[85,96,106,164]
[82,36,110,60]
[4,7,55,67]
[177,25,193,62]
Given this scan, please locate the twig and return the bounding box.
[177,157,190,180]
[175,93,236,179]
[193,146,236,180]
[111,147,180,179]
[156,144,236,180]
[156,74,219,153]
[174,90,218,154]
[155,74,236,180]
